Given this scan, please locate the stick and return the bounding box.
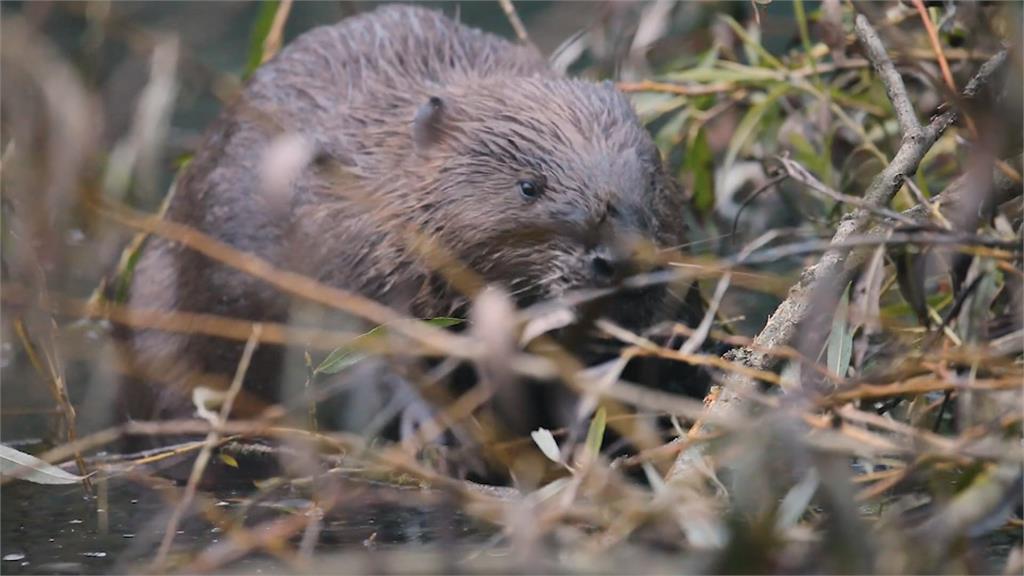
[854,15,920,135]
[260,0,293,65]
[910,0,957,95]
[498,0,530,44]
[152,324,263,568]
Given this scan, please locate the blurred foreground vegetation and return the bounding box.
[1,1,1022,574]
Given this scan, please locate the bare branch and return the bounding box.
[498,0,530,44]
[260,0,293,65]
[855,14,921,135]
[153,325,263,568]
[777,155,918,225]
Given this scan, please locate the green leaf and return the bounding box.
[664,65,780,84]
[630,92,686,124]
[827,285,853,379]
[654,108,690,158]
[313,325,382,376]
[786,131,828,177]
[957,259,999,345]
[723,83,790,175]
[696,43,722,69]
[0,444,87,485]
[424,317,464,328]
[584,406,607,460]
[313,348,367,377]
[880,292,951,320]
[314,317,463,376]
[244,1,280,79]
[112,247,144,304]
[893,248,931,328]
[718,15,785,70]
[685,129,715,213]
[792,0,814,64]
[173,152,194,171]
[218,453,239,468]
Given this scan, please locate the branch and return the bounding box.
[153,325,263,568]
[855,14,921,135]
[910,0,957,95]
[776,155,918,225]
[498,0,531,45]
[668,44,1009,480]
[259,0,293,65]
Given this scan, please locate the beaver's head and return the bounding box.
[402,77,687,326]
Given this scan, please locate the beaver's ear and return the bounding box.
[412,96,447,151]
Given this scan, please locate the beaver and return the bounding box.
[117,4,703,447]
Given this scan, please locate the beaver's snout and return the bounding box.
[589,248,618,285]
[587,245,645,287]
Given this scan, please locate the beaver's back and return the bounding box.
[241,5,553,174]
[122,5,552,422]
[164,5,552,270]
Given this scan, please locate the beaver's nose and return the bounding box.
[589,247,624,285]
[591,253,615,282]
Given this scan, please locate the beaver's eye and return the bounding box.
[517,179,543,200]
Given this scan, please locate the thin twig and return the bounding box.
[730,171,788,245]
[12,319,92,493]
[2,285,405,355]
[95,200,477,360]
[910,0,956,95]
[498,0,530,44]
[777,155,918,225]
[681,231,780,355]
[617,80,736,97]
[152,324,263,568]
[260,0,293,64]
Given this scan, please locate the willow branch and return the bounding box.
[498,0,530,44]
[855,14,921,135]
[669,45,1009,480]
[153,325,263,568]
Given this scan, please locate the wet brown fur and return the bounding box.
[119,5,690,423]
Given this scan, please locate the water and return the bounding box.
[1,475,492,574]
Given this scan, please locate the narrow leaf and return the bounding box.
[314,325,384,375]
[424,317,464,328]
[0,444,87,485]
[893,248,931,328]
[218,453,239,468]
[584,406,607,460]
[642,462,668,495]
[827,286,853,379]
[775,468,820,530]
[957,258,998,345]
[316,318,462,375]
[654,108,690,158]
[665,65,779,84]
[722,83,789,176]
[530,428,562,464]
[629,92,687,124]
[244,1,280,78]
[685,129,715,213]
[314,349,367,376]
[718,15,785,69]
